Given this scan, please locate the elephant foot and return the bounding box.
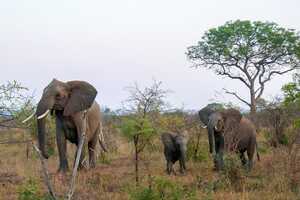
[89,163,96,169]
[179,170,186,175]
[57,166,69,174]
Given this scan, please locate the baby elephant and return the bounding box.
[161,131,189,175]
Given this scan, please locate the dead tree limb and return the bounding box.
[32,142,57,200]
[66,111,87,200]
[66,133,86,200]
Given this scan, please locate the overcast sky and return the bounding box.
[1,0,300,110]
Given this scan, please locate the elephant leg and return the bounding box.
[88,135,98,168]
[247,148,255,171]
[214,135,224,171]
[166,160,173,175]
[239,150,247,166]
[179,158,186,174]
[56,118,69,173]
[179,150,187,174]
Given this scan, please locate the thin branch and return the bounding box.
[223,88,251,107]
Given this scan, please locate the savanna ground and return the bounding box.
[1,123,300,200]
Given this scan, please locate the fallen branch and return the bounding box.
[66,133,86,200]
[32,142,57,200]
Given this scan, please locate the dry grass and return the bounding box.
[0,129,299,200]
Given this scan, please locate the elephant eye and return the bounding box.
[55,93,61,99]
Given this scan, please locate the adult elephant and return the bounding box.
[24,79,106,173]
[198,106,260,171]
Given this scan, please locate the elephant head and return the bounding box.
[198,103,224,127]
[36,79,97,158]
[199,105,242,154]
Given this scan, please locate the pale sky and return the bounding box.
[1,0,300,110]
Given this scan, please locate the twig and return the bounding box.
[32,142,57,200]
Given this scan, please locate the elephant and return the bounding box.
[161,131,189,175]
[25,79,107,173]
[198,106,260,171]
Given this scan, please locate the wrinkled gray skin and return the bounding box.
[161,131,189,175]
[199,106,260,171]
[36,79,106,173]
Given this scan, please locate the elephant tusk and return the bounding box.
[200,125,207,129]
[214,126,218,130]
[37,110,50,120]
[22,112,35,123]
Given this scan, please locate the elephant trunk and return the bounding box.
[207,117,216,155]
[37,118,49,159]
[36,96,54,159]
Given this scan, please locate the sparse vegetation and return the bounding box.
[1,19,300,200]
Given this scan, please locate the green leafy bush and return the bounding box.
[186,139,209,162]
[128,177,196,200]
[221,154,246,191]
[18,178,40,200]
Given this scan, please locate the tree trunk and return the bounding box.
[134,136,139,186]
[135,145,139,186]
[250,88,256,114]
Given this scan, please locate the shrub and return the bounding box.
[18,178,40,200]
[128,177,197,200]
[186,139,209,162]
[221,154,246,192]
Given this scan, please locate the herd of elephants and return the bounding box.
[22,79,261,175]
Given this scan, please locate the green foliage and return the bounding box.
[186,138,209,162]
[18,178,40,200]
[158,113,185,133]
[187,20,300,111]
[128,177,197,200]
[120,117,156,141]
[195,176,226,198]
[282,82,300,106]
[221,154,246,191]
[17,178,57,200]
[187,20,300,67]
[97,151,112,164]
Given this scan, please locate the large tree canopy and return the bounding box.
[187,20,300,113]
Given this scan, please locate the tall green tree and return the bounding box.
[187,20,300,113]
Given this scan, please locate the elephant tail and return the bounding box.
[256,142,260,161]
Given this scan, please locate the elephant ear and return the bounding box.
[198,107,215,126]
[63,81,97,116]
[221,108,242,128]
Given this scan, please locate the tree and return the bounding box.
[0,80,34,128]
[186,20,300,114]
[282,75,300,189]
[120,80,169,186]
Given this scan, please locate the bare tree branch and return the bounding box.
[32,143,56,200]
[223,88,251,107]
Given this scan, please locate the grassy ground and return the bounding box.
[0,129,299,200]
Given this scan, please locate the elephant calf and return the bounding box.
[161,131,189,175]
